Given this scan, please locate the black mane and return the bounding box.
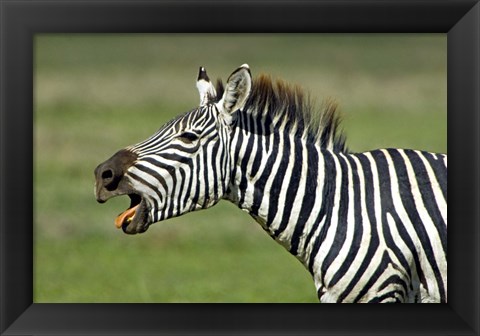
[216,74,347,152]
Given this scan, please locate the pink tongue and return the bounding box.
[115,205,139,229]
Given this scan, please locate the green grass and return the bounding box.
[34,34,446,303]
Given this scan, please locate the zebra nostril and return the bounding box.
[100,168,120,191]
[102,169,113,180]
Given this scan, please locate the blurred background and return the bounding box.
[34,34,446,303]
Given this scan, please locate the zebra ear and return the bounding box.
[196,66,217,106]
[217,64,252,115]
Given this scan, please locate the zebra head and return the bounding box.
[94,64,252,234]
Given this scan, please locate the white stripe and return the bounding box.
[346,152,385,302]
[324,153,356,287]
[254,117,288,229]
[416,151,447,223]
[397,149,446,298]
[329,154,371,300]
[311,151,343,284]
[270,131,296,236]
[240,115,261,210]
[380,149,439,300]
[277,136,309,249]
[298,146,324,263]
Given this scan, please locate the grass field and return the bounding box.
[34,34,446,303]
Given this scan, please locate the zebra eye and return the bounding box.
[177,132,199,144]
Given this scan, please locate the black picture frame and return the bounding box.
[1,0,479,335]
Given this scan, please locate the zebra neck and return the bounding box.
[225,125,339,263]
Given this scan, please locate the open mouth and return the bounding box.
[114,193,149,234]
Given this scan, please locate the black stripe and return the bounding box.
[250,129,280,216]
[202,141,210,208]
[211,140,220,202]
[386,149,445,301]
[405,150,447,256]
[423,152,447,200]
[201,121,217,138]
[142,157,175,176]
[353,251,390,302]
[179,112,189,130]
[249,114,265,177]
[174,117,182,133]
[145,153,192,166]
[230,118,245,187]
[166,168,177,219]
[133,164,168,201]
[290,144,318,256]
[381,211,414,283]
[370,150,423,286]
[307,150,336,274]
[136,159,183,218]
[378,274,409,294]
[157,140,200,154]
[176,167,186,216]
[368,291,404,303]
[151,195,159,223]
[274,137,302,237]
[220,129,230,194]
[190,154,201,208]
[337,153,380,302]
[128,171,164,204]
[264,113,272,153]
[183,164,194,210]
[320,153,349,284]
[238,114,256,207]
[266,132,290,226]
[328,154,363,288]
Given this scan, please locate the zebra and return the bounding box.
[94,64,447,303]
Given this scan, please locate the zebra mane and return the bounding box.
[216,74,347,152]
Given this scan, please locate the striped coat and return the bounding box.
[95,64,447,302]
